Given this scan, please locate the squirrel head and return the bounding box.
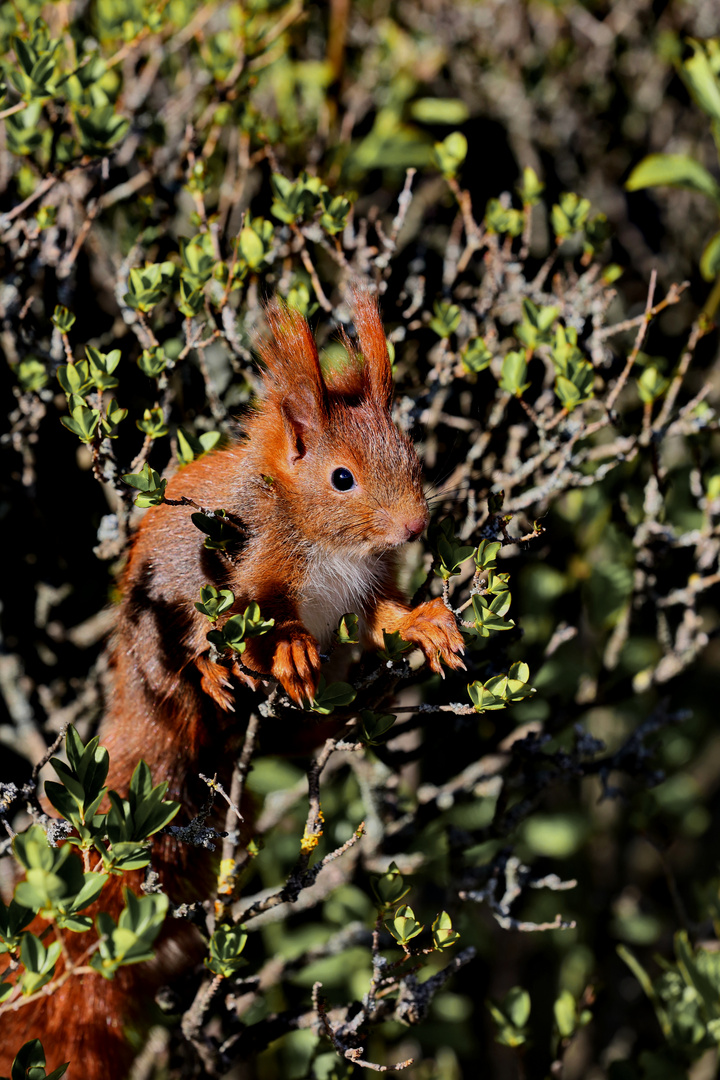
[249,290,428,555]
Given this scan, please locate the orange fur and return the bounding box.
[0,295,464,1078]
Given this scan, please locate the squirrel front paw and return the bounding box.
[197,655,236,712]
[397,598,466,676]
[270,631,322,705]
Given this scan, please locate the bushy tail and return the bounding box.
[0,872,186,1080]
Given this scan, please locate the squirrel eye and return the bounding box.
[331,467,356,492]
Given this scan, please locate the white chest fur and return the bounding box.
[299,547,383,647]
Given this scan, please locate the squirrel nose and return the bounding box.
[403,517,427,542]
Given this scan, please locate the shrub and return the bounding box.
[2,1,720,1077]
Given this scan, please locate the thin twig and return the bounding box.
[0,175,58,227]
[605,269,657,413]
[654,316,708,432]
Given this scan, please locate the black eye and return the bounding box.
[331,467,356,492]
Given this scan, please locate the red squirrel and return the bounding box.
[0,293,464,1078]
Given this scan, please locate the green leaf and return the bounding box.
[518,166,544,205]
[429,517,475,579]
[270,171,326,225]
[8,1038,69,1080]
[205,924,248,977]
[554,356,595,410]
[486,569,510,594]
[17,357,48,392]
[466,682,505,712]
[474,540,501,571]
[177,427,222,464]
[177,276,205,317]
[554,989,579,1039]
[123,466,164,494]
[550,324,583,374]
[208,602,274,655]
[433,131,467,177]
[319,194,352,236]
[14,37,37,80]
[310,675,357,714]
[19,935,61,995]
[700,229,720,281]
[67,727,108,791]
[195,585,235,623]
[106,760,180,849]
[551,192,591,239]
[617,944,671,1038]
[89,890,169,978]
[136,406,168,439]
[461,337,492,374]
[191,509,238,551]
[243,602,276,638]
[57,359,91,397]
[674,930,720,1021]
[637,366,669,404]
[13,825,56,873]
[505,986,531,1027]
[85,346,120,390]
[371,862,410,911]
[410,98,469,125]
[378,628,413,662]
[125,262,174,312]
[432,910,460,950]
[359,710,397,746]
[0,898,34,951]
[137,346,167,378]
[507,660,530,684]
[682,40,720,125]
[386,904,424,945]
[603,264,624,285]
[284,282,317,319]
[499,351,529,397]
[75,105,128,154]
[429,301,461,339]
[237,217,274,271]
[101,398,127,439]
[467,662,534,713]
[488,986,531,1048]
[60,404,100,444]
[485,198,523,237]
[583,212,611,257]
[335,612,360,645]
[65,872,108,914]
[35,203,57,230]
[238,226,264,267]
[6,100,43,155]
[515,300,558,350]
[122,464,167,507]
[625,153,720,205]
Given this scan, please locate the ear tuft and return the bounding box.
[258,300,324,390]
[349,285,393,411]
[257,299,328,461]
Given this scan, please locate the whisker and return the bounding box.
[426,487,468,505]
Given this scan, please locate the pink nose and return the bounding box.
[403,518,427,542]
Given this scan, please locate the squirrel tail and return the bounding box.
[0,870,201,1080]
[0,966,136,1080]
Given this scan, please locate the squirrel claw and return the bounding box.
[197,655,236,712]
[398,598,466,675]
[272,633,321,706]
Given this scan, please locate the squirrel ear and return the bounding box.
[350,287,393,412]
[280,387,321,461]
[259,300,328,460]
